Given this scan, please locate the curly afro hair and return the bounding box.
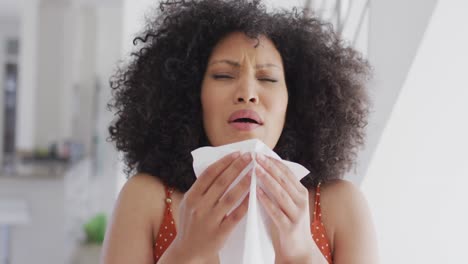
[108,0,371,193]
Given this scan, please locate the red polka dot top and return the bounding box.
[154,182,333,263]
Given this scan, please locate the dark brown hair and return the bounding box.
[108,0,371,192]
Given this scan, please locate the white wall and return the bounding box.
[264,0,304,10]
[0,0,19,21]
[16,0,101,155]
[60,3,79,151]
[62,0,123,246]
[89,4,122,216]
[362,0,468,262]
[355,0,438,184]
[34,2,68,149]
[71,6,97,156]
[16,0,38,153]
[121,0,156,56]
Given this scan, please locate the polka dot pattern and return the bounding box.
[311,182,333,263]
[153,186,177,262]
[153,183,332,263]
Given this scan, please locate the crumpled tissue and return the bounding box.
[191,139,310,264]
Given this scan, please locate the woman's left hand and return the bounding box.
[255,153,323,264]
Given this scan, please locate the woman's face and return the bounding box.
[201,32,288,149]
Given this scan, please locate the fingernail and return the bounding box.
[231,151,240,159]
[242,152,251,162]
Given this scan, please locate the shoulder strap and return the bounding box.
[313,181,323,222]
[164,184,174,210]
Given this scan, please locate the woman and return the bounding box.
[101,0,378,263]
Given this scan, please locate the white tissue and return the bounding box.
[191,139,310,264]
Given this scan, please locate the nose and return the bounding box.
[234,77,259,104]
[236,95,258,104]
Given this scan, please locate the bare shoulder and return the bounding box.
[312,179,364,223]
[320,179,379,264]
[320,179,366,207]
[101,173,166,264]
[114,173,167,224]
[122,173,166,204]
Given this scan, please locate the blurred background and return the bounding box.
[0,0,466,263]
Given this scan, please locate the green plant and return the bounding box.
[84,213,107,244]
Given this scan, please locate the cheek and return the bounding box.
[201,81,212,110]
[201,86,220,127]
[270,90,288,120]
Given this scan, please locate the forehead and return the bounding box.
[208,32,283,66]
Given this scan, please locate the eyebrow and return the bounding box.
[208,59,281,69]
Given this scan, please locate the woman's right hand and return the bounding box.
[161,152,253,263]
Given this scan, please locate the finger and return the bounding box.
[203,152,252,206]
[219,192,250,236]
[256,165,297,221]
[256,154,301,202]
[267,157,310,203]
[189,151,240,197]
[257,186,289,228]
[267,156,305,191]
[214,170,252,220]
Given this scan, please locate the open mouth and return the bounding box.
[228,109,263,124]
[232,118,260,124]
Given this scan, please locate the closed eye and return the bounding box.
[258,78,278,83]
[212,74,233,80]
[212,75,277,83]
